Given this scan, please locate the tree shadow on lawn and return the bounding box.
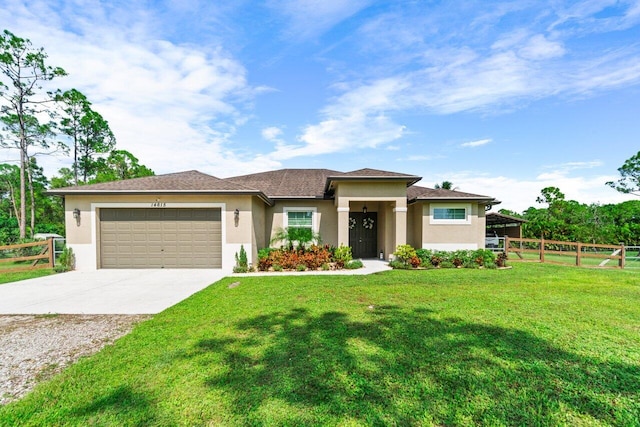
[194,306,639,425]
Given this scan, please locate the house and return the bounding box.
[49,168,499,272]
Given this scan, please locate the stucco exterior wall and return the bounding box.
[63,194,256,272]
[266,200,338,247]
[420,202,486,250]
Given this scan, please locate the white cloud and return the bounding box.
[268,0,372,40]
[427,170,633,213]
[0,0,270,178]
[461,138,491,148]
[262,126,284,142]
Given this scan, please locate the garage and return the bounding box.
[99,208,222,268]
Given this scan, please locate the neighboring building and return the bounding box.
[49,168,499,272]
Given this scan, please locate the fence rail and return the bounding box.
[0,239,55,273]
[505,237,625,268]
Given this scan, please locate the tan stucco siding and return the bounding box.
[266,200,337,247]
[407,204,422,248]
[335,181,407,199]
[420,202,485,249]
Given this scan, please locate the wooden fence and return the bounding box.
[0,239,55,273]
[505,237,626,269]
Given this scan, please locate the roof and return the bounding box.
[227,169,340,198]
[48,168,498,205]
[407,185,498,204]
[47,170,272,203]
[486,212,527,226]
[325,168,421,193]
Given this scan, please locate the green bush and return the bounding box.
[333,244,353,268]
[393,244,417,265]
[54,246,75,273]
[345,259,363,269]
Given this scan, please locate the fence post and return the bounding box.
[505,236,510,258]
[48,238,54,268]
[540,236,545,263]
[620,243,625,269]
[576,242,582,267]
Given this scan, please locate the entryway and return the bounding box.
[349,212,377,258]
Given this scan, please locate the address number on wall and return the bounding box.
[150,202,167,207]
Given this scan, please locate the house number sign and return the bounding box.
[150,202,167,207]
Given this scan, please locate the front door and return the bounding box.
[349,212,378,258]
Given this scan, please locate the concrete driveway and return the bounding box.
[0,269,225,315]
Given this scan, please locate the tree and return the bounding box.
[0,30,66,238]
[606,151,640,196]
[56,89,115,185]
[434,181,458,190]
[91,150,154,183]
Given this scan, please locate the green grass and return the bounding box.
[0,266,54,284]
[1,264,639,426]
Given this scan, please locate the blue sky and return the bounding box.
[1,0,639,212]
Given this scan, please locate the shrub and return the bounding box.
[389,259,411,269]
[440,260,455,269]
[272,264,283,272]
[296,264,307,271]
[54,246,75,273]
[415,249,432,266]
[345,259,363,269]
[333,244,352,268]
[409,256,421,268]
[496,251,508,267]
[393,244,417,266]
[321,263,330,271]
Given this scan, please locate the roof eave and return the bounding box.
[324,175,422,193]
[46,189,274,206]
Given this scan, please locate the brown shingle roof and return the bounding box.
[228,169,341,198]
[407,185,496,202]
[48,170,263,194]
[337,168,420,178]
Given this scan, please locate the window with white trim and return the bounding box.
[430,203,471,224]
[283,207,317,244]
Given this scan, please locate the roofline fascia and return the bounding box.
[45,190,274,206]
[324,175,422,193]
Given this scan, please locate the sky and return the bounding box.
[0,0,639,213]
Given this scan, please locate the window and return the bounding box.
[433,208,466,220]
[287,211,313,228]
[430,204,471,224]
[284,208,317,244]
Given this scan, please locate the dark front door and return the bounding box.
[349,212,378,258]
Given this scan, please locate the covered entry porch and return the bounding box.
[337,199,407,259]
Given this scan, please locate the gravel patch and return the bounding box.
[0,314,150,405]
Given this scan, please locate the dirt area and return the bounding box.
[0,314,150,405]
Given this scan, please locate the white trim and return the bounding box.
[429,203,472,225]
[337,207,350,212]
[283,206,318,233]
[90,202,227,270]
[393,207,408,213]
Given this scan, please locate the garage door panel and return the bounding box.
[100,208,222,268]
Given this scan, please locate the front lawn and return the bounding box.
[1,264,639,425]
[0,266,54,285]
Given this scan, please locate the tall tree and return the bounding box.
[91,149,154,183]
[0,30,66,238]
[434,181,458,190]
[606,151,640,196]
[56,89,115,185]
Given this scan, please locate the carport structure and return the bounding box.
[486,212,526,239]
